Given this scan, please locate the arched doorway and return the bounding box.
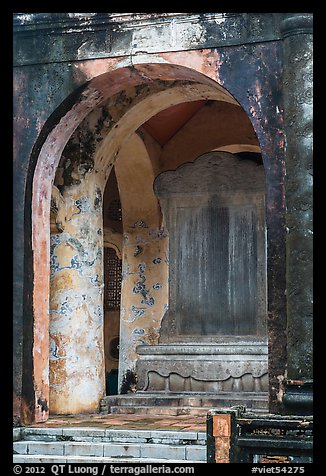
[102,169,123,396]
[27,62,270,421]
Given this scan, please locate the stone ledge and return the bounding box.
[13,455,205,463]
[13,13,187,31]
[13,428,22,441]
[20,426,207,444]
[137,342,268,355]
[13,13,283,66]
[14,441,207,461]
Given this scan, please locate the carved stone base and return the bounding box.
[136,341,268,393]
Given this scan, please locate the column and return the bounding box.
[49,173,106,413]
[280,13,313,414]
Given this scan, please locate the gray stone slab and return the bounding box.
[67,457,139,463]
[27,442,65,455]
[181,397,202,407]
[13,455,68,463]
[13,428,21,441]
[185,445,207,461]
[103,443,141,458]
[105,429,151,439]
[68,457,191,463]
[197,432,206,441]
[140,444,186,460]
[22,435,59,442]
[13,441,28,454]
[13,454,205,464]
[64,442,104,457]
[103,436,148,444]
[64,436,96,442]
[150,439,184,445]
[150,430,197,440]
[23,427,63,436]
[62,427,106,438]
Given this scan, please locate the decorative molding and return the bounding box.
[154,152,265,197]
[13,13,187,31]
[136,342,268,393]
[281,11,313,386]
[280,13,313,39]
[13,13,283,66]
[137,342,268,355]
[143,370,268,393]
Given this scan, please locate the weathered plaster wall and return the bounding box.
[215,43,286,414]
[50,126,168,402]
[13,65,92,424]
[49,171,106,414]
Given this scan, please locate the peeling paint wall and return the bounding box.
[50,115,169,405]
[50,172,105,413]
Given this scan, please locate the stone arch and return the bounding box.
[93,82,238,182]
[25,62,267,422]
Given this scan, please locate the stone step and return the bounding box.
[14,440,206,462]
[100,391,269,415]
[13,455,204,463]
[102,391,269,404]
[109,405,210,416]
[20,427,206,445]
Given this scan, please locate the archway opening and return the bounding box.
[103,169,123,396]
[28,62,269,420]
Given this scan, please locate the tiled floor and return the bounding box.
[29,413,206,432]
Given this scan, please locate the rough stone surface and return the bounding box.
[14,426,207,462]
[13,13,283,66]
[136,343,268,393]
[281,14,313,382]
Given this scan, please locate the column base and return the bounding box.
[283,380,313,416]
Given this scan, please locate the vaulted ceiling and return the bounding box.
[141,100,207,146]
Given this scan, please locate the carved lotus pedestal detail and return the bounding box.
[136,341,268,396]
